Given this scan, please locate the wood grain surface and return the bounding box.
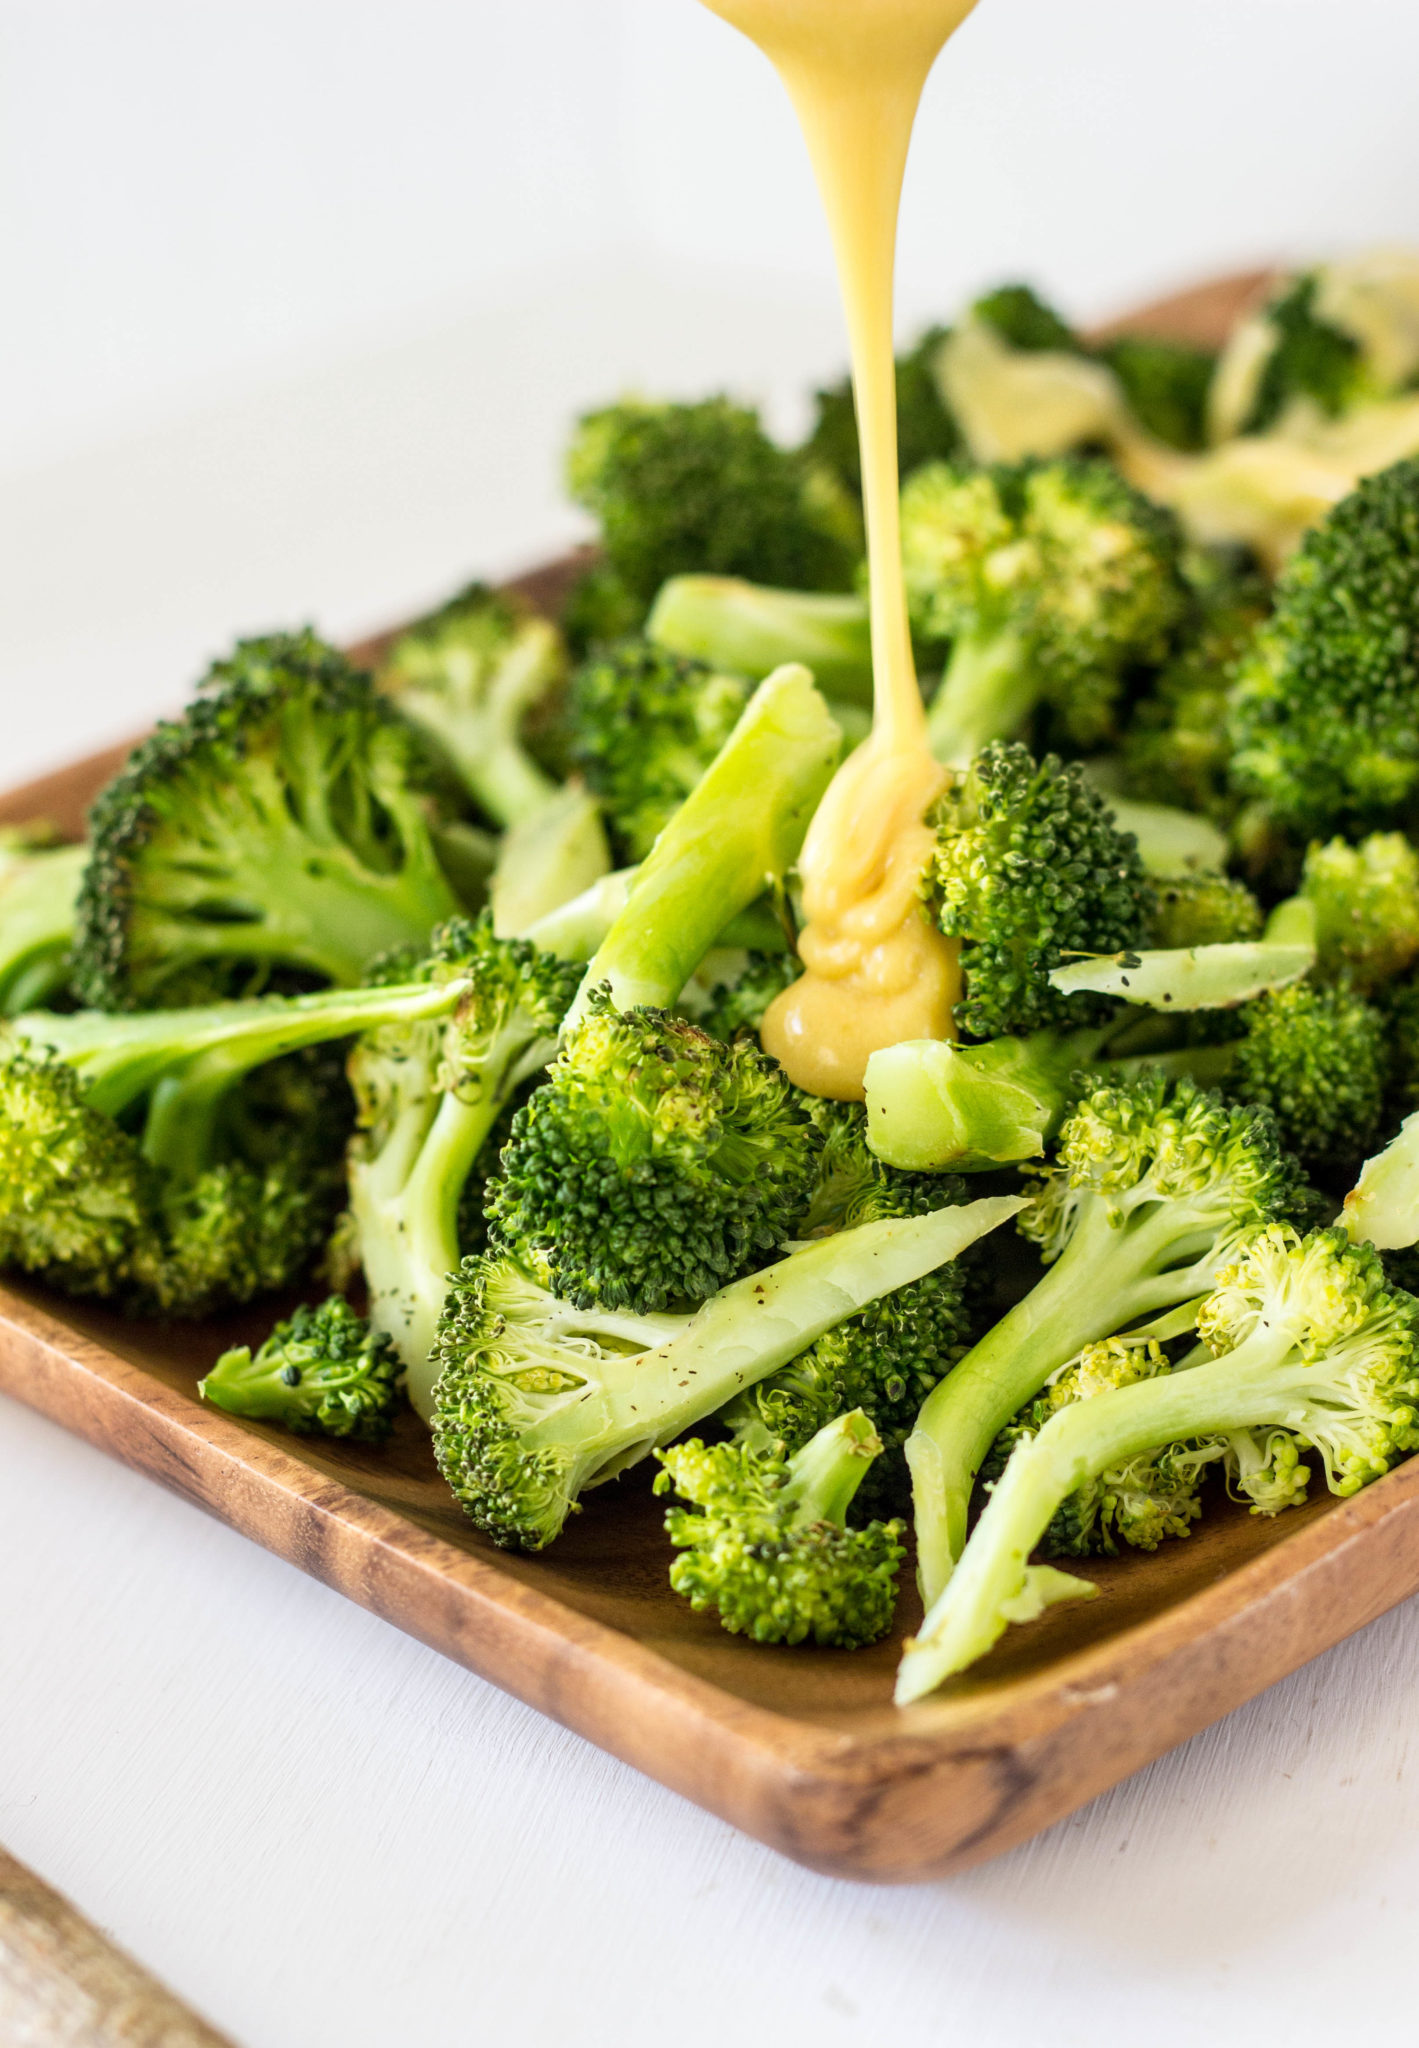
[5,270,1407,1886]
[0,1847,233,2046]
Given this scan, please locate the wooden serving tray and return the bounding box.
[13,267,1412,1885]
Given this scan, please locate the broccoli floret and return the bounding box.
[377,585,564,829]
[655,1411,904,1647]
[73,631,462,1010]
[720,1104,975,1516]
[0,830,86,1015]
[487,996,822,1314]
[200,1295,402,1441]
[646,576,874,706]
[560,559,647,659]
[0,976,457,1316]
[925,741,1154,1041]
[344,914,582,1416]
[980,1335,1218,1557]
[1229,458,1419,837]
[1244,273,1370,434]
[905,1073,1312,1606]
[898,1225,1419,1695]
[972,284,1080,355]
[1302,832,1419,992]
[696,952,801,1044]
[1095,336,1217,452]
[1121,551,1270,820]
[565,639,751,863]
[906,457,1188,762]
[566,397,859,605]
[1149,871,1264,948]
[430,1194,1021,1549]
[805,325,958,499]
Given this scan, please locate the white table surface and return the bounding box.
[5,267,1419,2048]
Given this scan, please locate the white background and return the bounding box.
[4,3,1419,2041]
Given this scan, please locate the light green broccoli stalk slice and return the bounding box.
[1345,1110,1419,1251]
[906,1073,1314,1608]
[0,832,87,1016]
[647,575,874,705]
[73,631,464,1009]
[487,785,610,939]
[378,585,564,829]
[344,915,583,1417]
[200,1295,402,1442]
[903,457,1188,764]
[487,996,824,1316]
[565,639,753,863]
[430,1194,1023,1550]
[1047,895,1317,1012]
[1301,831,1419,992]
[562,663,840,1032]
[655,1410,904,1648]
[897,1225,1419,1698]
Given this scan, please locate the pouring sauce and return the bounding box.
[700,0,977,1097]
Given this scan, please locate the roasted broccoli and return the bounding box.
[0,830,86,1015]
[566,639,751,862]
[1229,457,1419,837]
[73,631,462,1010]
[905,1073,1312,1606]
[567,397,859,605]
[899,1225,1419,1696]
[0,977,460,1316]
[200,1295,403,1441]
[344,915,582,1415]
[429,1194,1020,1549]
[377,584,564,829]
[656,1411,905,1647]
[904,457,1188,761]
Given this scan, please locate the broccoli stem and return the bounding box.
[780,1408,883,1527]
[1047,897,1318,1012]
[907,1198,1233,1606]
[564,664,840,1027]
[525,869,789,963]
[0,843,86,1015]
[647,575,874,705]
[897,1322,1319,1698]
[1345,1110,1419,1250]
[925,627,1037,767]
[865,1026,1113,1172]
[392,1089,505,1413]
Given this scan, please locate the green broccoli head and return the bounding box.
[908,457,1188,759]
[1149,871,1263,948]
[1121,550,1271,820]
[806,325,958,498]
[566,638,751,862]
[74,630,461,1011]
[1094,335,1217,451]
[1302,832,1419,992]
[566,397,859,604]
[980,1335,1215,1557]
[925,741,1155,1040]
[695,951,800,1045]
[655,1411,905,1648]
[971,284,1080,354]
[487,993,822,1312]
[1244,273,1370,434]
[1229,458,1419,836]
[200,1296,401,1441]
[377,584,563,829]
[1222,981,1388,1172]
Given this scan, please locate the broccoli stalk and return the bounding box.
[906,1075,1311,1608]
[487,785,611,939]
[377,585,564,829]
[1345,1111,1419,1251]
[200,1296,402,1442]
[655,1410,905,1648]
[901,458,1187,764]
[0,834,86,1015]
[430,1195,1023,1550]
[344,917,582,1417]
[74,631,463,1009]
[1046,895,1317,1012]
[646,576,874,705]
[562,663,840,1030]
[897,1226,1419,1697]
